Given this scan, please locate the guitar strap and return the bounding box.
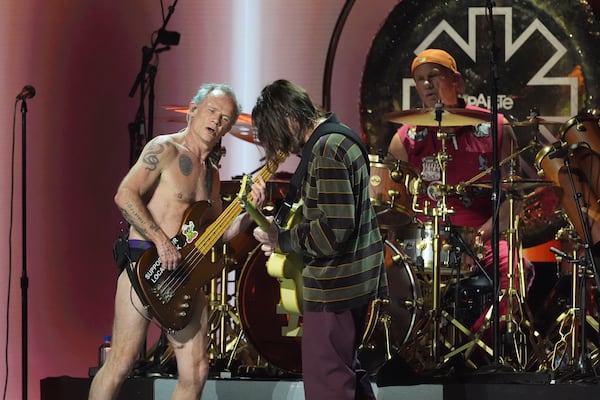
[275,114,369,226]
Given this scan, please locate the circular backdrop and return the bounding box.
[360,0,600,160]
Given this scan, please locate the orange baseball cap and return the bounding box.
[411,49,459,74]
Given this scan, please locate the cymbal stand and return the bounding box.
[446,142,548,369]
[542,243,585,371]
[410,105,482,368]
[500,184,546,369]
[207,244,242,368]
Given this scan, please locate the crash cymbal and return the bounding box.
[161,105,259,144]
[471,178,555,192]
[384,107,490,127]
[510,116,564,127]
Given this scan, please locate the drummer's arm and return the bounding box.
[477,124,518,241]
[389,130,409,161]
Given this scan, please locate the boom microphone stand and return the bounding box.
[16,84,36,400]
[550,144,600,376]
[128,0,180,163]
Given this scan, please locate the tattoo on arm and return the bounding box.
[121,203,161,237]
[143,142,166,171]
[179,154,193,176]
[121,207,147,236]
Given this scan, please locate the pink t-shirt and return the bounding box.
[396,105,504,228]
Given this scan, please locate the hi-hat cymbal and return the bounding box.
[384,107,490,127]
[161,105,259,145]
[510,116,564,127]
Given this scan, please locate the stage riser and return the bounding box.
[40,377,596,400]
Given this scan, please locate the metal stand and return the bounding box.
[207,250,242,371]
[540,145,600,375]
[127,0,179,164]
[17,86,36,400]
[407,104,489,370]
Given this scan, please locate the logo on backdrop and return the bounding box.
[400,7,577,117]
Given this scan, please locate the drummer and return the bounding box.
[388,48,527,334]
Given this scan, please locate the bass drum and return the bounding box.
[359,240,427,373]
[237,245,302,373]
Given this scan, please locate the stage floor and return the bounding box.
[41,371,600,400]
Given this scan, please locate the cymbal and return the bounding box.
[510,117,564,127]
[384,107,490,127]
[471,178,555,192]
[161,105,259,144]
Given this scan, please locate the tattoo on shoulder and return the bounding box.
[179,154,193,176]
[143,142,166,172]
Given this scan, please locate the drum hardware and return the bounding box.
[399,103,496,370]
[455,140,540,193]
[445,140,556,370]
[534,133,600,376]
[207,246,243,367]
[461,170,548,371]
[540,245,587,371]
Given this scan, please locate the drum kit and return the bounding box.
[146,105,600,378]
[361,107,600,375]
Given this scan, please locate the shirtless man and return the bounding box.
[89,83,266,400]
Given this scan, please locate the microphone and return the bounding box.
[16,85,36,100]
[548,142,582,159]
[549,246,569,259]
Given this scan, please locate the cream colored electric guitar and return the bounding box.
[237,174,304,315]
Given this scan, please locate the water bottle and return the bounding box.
[98,335,112,367]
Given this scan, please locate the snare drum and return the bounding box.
[390,222,483,273]
[369,154,418,227]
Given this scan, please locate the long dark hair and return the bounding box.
[252,79,324,164]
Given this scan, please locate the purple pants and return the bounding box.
[302,307,375,400]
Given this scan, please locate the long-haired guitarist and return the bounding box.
[251,79,387,400]
[89,83,266,400]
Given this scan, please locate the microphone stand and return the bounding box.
[127,0,179,164]
[486,0,502,366]
[19,97,30,400]
[556,147,599,376]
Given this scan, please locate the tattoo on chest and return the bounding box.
[143,142,165,171]
[179,154,193,176]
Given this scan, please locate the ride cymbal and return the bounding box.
[384,107,490,127]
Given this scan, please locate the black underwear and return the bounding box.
[128,239,153,262]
